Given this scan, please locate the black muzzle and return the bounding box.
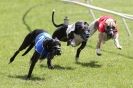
[81,30,90,41]
[52,46,61,56]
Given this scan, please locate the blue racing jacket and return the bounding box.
[35,32,52,57]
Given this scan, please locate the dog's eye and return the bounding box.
[52,46,59,49]
[106,26,111,29]
[112,26,115,29]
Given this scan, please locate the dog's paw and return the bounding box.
[48,66,54,69]
[75,57,79,63]
[26,75,31,80]
[96,53,102,56]
[26,77,30,80]
[96,49,102,56]
[117,45,122,50]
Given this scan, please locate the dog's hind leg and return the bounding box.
[27,52,39,79]
[9,32,35,64]
[9,50,20,64]
[18,32,34,51]
[75,41,87,62]
[22,43,34,56]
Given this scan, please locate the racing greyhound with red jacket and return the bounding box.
[88,16,122,56]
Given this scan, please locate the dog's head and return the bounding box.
[74,21,90,41]
[105,18,117,38]
[44,38,61,56]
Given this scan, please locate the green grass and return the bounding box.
[0,0,133,88]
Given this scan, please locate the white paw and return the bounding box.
[96,49,102,56]
[117,45,122,50]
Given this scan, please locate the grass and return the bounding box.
[0,0,133,88]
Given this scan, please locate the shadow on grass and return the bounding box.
[88,45,133,59]
[40,64,75,70]
[76,61,102,68]
[103,50,133,59]
[8,75,45,81]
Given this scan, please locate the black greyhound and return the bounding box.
[52,10,90,62]
[9,29,61,79]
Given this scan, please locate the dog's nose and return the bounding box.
[85,30,90,38]
[81,31,90,40]
[56,48,61,55]
[86,33,89,38]
[57,52,61,55]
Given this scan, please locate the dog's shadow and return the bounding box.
[88,45,133,59]
[40,64,75,70]
[8,75,45,81]
[76,61,102,68]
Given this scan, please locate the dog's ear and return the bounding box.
[43,39,53,50]
[43,39,61,50]
[84,22,89,30]
[84,22,89,26]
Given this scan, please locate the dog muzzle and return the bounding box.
[80,30,90,41]
[56,48,61,55]
[106,28,116,38]
[52,46,61,56]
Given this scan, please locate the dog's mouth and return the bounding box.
[80,30,90,41]
[51,46,61,56]
[106,26,117,38]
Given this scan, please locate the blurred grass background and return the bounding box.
[0,0,133,88]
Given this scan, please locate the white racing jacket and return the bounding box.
[66,23,84,47]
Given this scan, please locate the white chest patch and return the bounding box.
[66,23,84,47]
[70,33,84,47]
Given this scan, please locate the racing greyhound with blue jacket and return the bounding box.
[9,29,61,79]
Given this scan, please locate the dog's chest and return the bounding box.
[71,33,84,46]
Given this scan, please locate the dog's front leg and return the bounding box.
[27,52,39,79]
[113,33,122,49]
[96,32,104,56]
[67,32,74,46]
[75,41,87,62]
[47,53,54,69]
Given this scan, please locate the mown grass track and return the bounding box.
[0,0,133,88]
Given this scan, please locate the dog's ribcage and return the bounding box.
[66,24,84,46]
[73,33,84,46]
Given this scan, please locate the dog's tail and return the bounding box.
[22,4,43,32]
[22,6,33,32]
[52,10,63,27]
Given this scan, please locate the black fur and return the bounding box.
[51,10,90,62]
[9,29,61,79]
[52,10,64,27]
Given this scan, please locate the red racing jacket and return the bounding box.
[97,16,115,32]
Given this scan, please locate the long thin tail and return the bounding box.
[52,10,63,27]
[22,4,43,32]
